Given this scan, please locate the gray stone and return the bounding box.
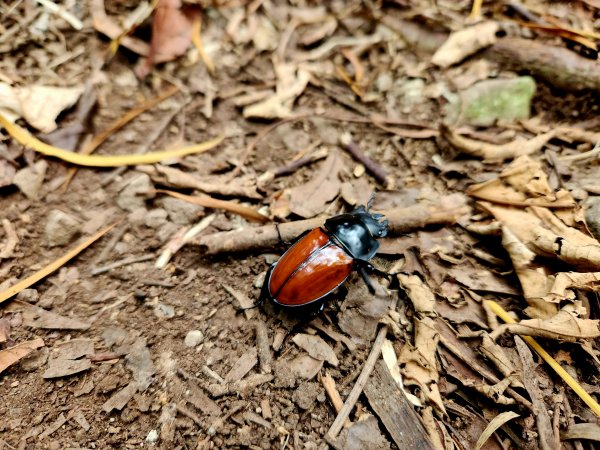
[375,73,393,93]
[144,208,168,228]
[157,222,179,243]
[117,173,154,212]
[160,197,202,225]
[127,207,147,227]
[154,303,175,319]
[13,160,47,200]
[184,330,204,347]
[45,209,81,247]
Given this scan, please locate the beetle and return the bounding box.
[261,204,388,309]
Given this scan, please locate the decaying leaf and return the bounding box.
[136,0,200,78]
[443,126,555,162]
[432,21,499,68]
[561,423,600,442]
[0,82,84,132]
[547,272,600,303]
[493,308,600,342]
[288,151,342,218]
[381,339,422,407]
[0,338,45,374]
[292,334,338,367]
[474,411,520,450]
[6,300,90,330]
[244,63,310,119]
[468,156,576,208]
[397,275,444,413]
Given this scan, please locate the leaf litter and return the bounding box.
[2,0,600,449]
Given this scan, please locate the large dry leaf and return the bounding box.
[289,151,342,218]
[432,21,499,68]
[0,82,84,132]
[496,308,600,342]
[547,272,600,303]
[397,275,444,413]
[468,156,575,208]
[0,338,45,374]
[443,126,555,162]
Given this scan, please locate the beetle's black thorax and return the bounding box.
[324,207,388,261]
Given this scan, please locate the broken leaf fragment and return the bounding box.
[0,338,45,374]
[0,82,84,133]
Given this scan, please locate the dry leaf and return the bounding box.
[468,156,576,208]
[244,63,310,119]
[0,338,45,374]
[474,411,520,450]
[562,423,600,442]
[0,82,84,132]
[136,0,200,78]
[495,308,600,342]
[288,151,342,218]
[7,301,90,330]
[443,126,555,162]
[381,339,422,407]
[292,334,338,366]
[432,21,499,68]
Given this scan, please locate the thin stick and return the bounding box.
[325,325,388,440]
[92,224,129,266]
[91,254,154,276]
[339,135,390,186]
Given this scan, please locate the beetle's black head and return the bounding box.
[324,205,388,261]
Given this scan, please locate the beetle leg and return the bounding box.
[357,265,376,294]
[235,265,273,313]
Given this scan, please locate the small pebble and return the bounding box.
[45,209,81,247]
[146,429,159,443]
[184,330,204,347]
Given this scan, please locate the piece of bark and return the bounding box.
[364,360,435,450]
[206,373,273,397]
[224,348,258,382]
[102,381,138,412]
[515,337,555,450]
[186,380,221,416]
[254,320,272,374]
[488,38,600,92]
[193,194,470,254]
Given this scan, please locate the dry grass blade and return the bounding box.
[62,84,179,189]
[155,189,268,223]
[0,223,117,305]
[0,338,45,374]
[486,300,600,417]
[0,113,224,167]
[475,411,520,450]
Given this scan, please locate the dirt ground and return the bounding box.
[2,1,600,449]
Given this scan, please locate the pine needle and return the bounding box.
[0,113,223,167]
[0,223,117,305]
